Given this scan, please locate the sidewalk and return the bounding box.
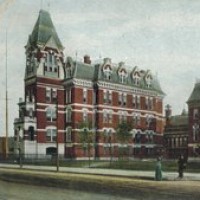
[0,163,199,181]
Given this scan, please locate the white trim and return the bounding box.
[97,81,164,98]
[37,102,65,108]
[37,83,64,90]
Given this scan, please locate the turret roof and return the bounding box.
[187,82,200,104]
[29,9,63,50]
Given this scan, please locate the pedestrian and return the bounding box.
[178,154,187,178]
[155,156,162,181]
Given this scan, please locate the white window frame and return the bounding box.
[46,106,56,122]
[66,127,72,142]
[66,108,72,122]
[46,128,57,142]
[66,88,72,103]
[83,88,87,103]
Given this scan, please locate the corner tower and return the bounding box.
[25,9,64,79]
[14,10,66,157]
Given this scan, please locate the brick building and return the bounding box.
[187,80,200,160]
[164,105,188,159]
[14,10,165,159]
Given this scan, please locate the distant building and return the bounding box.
[14,10,165,159]
[187,81,200,160]
[164,105,188,159]
[0,137,15,157]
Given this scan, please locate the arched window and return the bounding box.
[146,74,153,88]
[132,72,140,85]
[118,69,128,84]
[28,126,35,141]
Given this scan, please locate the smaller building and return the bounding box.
[187,80,200,159]
[0,137,15,159]
[164,105,188,159]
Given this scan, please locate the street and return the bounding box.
[0,180,135,200]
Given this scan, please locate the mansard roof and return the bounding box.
[65,57,164,95]
[187,81,200,104]
[93,60,164,95]
[27,10,63,50]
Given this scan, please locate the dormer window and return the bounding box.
[118,69,128,84]
[103,65,112,80]
[146,74,153,88]
[133,72,140,85]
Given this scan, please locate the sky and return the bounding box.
[0,0,200,136]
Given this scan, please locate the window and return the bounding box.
[66,89,72,104]
[109,112,112,123]
[193,123,199,141]
[46,88,57,103]
[133,72,140,85]
[83,88,87,103]
[66,127,72,142]
[146,75,152,88]
[119,111,127,123]
[103,65,112,80]
[28,126,35,141]
[193,109,199,120]
[46,128,57,142]
[52,89,57,103]
[118,93,122,105]
[135,132,141,143]
[83,110,88,122]
[29,108,34,118]
[103,129,112,144]
[145,97,153,110]
[133,114,140,127]
[123,93,127,106]
[46,147,56,155]
[46,107,56,122]
[46,88,51,102]
[136,96,140,109]
[119,70,127,83]
[133,95,136,108]
[146,131,153,143]
[146,115,153,129]
[104,90,112,104]
[118,93,126,106]
[66,108,72,122]
[103,111,109,123]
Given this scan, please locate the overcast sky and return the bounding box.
[0,0,199,136]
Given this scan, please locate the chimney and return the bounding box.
[84,55,91,64]
[165,104,172,126]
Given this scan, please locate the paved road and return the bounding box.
[0,163,199,181]
[0,180,135,200]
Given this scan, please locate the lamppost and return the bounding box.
[18,127,22,168]
[93,108,98,160]
[56,100,59,172]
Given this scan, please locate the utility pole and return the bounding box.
[5,30,8,159]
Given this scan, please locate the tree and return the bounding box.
[116,121,132,160]
[79,121,94,167]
